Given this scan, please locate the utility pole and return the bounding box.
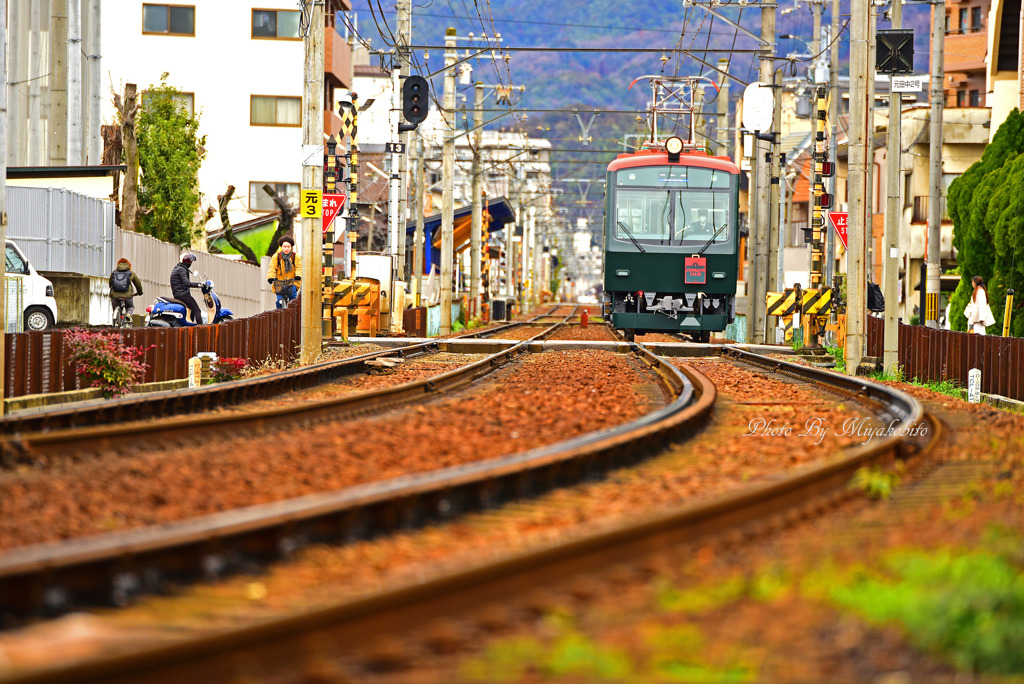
[752,1,776,344]
[925,0,945,328]
[388,63,401,329]
[768,70,782,296]
[826,0,839,286]
[300,0,325,364]
[717,58,730,157]
[396,0,411,312]
[49,0,68,166]
[7,0,19,166]
[67,0,82,164]
[2,0,8,413]
[28,0,42,166]
[470,82,484,317]
[847,0,871,374]
[414,134,425,306]
[440,28,456,334]
[882,0,903,372]
[87,0,101,165]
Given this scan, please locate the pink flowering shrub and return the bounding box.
[211,357,248,383]
[64,329,149,398]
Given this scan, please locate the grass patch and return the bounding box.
[910,377,965,399]
[826,548,1024,673]
[824,343,846,373]
[849,462,905,500]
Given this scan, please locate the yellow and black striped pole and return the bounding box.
[1004,288,1014,337]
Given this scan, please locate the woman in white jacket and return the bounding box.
[966,275,996,334]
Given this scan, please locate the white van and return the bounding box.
[5,240,59,331]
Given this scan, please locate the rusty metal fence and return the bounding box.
[3,305,300,398]
[867,315,1024,401]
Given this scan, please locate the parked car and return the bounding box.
[6,240,59,331]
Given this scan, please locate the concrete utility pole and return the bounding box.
[752,1,776,344]
[882,0,903,373]
[768,70,782,296]
[847,0,871,374]
[439,28,456,334]
[717,58,730,156]
[87,0,102,165]
[470,82,484,317]
[396,0,411,307]
[414,134,425,306]
[925,0,945,328]
[2,0,8,413]
[866,8,877,280]
[300,0,325,364]
[49,0,68,166]
[28,0,42,166]
[7,0,19,166]
[67,0,82,165]
[388,64,401,327]
[826,0,839,285]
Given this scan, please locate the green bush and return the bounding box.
[64,329,148,398]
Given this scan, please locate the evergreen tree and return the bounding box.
[947,109,1024,335]
[137,73,207,246]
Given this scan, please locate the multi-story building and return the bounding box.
[6,0,352,228]
[943,0,990,107]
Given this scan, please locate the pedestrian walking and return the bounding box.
[268,235,301,309]
[965,275,996,334]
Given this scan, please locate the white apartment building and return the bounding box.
[7,0,351,228]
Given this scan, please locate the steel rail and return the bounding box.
[0,347,935,684]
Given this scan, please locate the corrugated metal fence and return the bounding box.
[867,315,1024,401]
[3,305,300,398]
[116,230,271,320]
[7,186,115,276]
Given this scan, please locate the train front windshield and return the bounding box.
[613,165,733,249]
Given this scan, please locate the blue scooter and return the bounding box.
[145,280,234,327]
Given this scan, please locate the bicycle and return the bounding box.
[112,299,133,328]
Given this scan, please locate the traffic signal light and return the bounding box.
[816,190,833,209]
[402,75,429,126]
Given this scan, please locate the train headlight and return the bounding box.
[665,136,683,162]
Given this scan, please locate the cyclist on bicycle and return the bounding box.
[267,235,301,309]
[109,257,143,326]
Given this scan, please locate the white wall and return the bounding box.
[100,1,305,226]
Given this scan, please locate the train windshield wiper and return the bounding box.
[616,221,646,253]
[697,224,727,255]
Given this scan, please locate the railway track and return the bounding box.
[0,306,706,619]
[0,343,935,684]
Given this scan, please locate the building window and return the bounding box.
[958,8,968,32]
[250,95,301,126]
[969,89,980,106]
[971,6,982,30]
[249,182,299,212]
[956,90,966,107]
[142,4,195,36]
[141,91,194,116]
[252,9,300,39]
[912,196,928,222]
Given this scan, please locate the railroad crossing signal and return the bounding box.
[876,29,914,76]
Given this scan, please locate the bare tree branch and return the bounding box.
[214,185,259,265]
[263,184,299,256]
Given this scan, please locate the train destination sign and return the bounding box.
[684,256,707,285]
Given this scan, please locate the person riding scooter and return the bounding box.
[171,252,205,325]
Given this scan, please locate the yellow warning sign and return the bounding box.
[301,189,322,218]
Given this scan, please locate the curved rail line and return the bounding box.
[0,307,707,621]
[0,345,937,684]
